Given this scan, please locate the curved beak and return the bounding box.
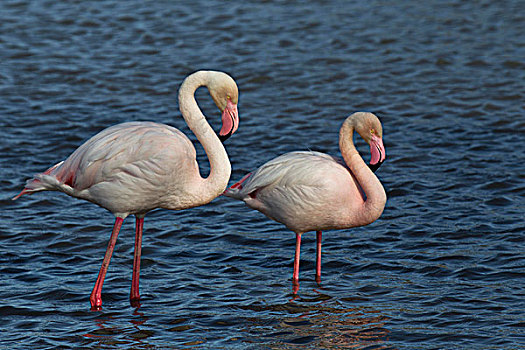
[218,99,239,142]
[368,134,386,172]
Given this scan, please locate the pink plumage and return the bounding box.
[224,112,387,292]
[14,70,240,310]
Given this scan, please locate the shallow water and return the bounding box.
[1,0,524,349]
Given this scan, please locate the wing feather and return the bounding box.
[49,122,194,191]
[226,151,345,199]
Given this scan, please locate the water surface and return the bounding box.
[1,0,524,349]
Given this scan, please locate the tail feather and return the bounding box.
[12,187,31,200]
[12,177,46,200]
[12,161,64,200]
[222,172,252,198]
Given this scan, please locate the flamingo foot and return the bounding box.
[130,284,140,307]
[130,297,141,309]
[130,292,140,301]
[90,293,103,311]
[292,280,300,294]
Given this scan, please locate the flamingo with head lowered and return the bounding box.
[13,70,240,310]
[224,112,386,292]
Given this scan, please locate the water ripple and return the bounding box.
[1,0,524,349]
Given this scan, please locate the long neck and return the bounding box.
[178,71,231,205]
[339,120,386,226]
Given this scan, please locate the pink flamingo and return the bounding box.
[13,70,240,309]
[224,112,386,292]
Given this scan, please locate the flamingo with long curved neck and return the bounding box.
[224,112,386,292]
[13,70,240,309]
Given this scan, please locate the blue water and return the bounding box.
[1,0,524,349]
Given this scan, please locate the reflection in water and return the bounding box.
[79,294,390,349]
[83,309,153,348]
[242,290,392,349]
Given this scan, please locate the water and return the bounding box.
[1,0,523,348]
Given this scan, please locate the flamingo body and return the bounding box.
[19,122,206,215]
[226,151,367,233]
[14,70,240,309]
[224,112,387,290]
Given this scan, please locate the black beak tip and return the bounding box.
[218,133,231,143]
[368,160,384,173]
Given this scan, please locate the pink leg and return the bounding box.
[130,216,144,305]
[315,231,322,283]
[292,233,302,293]
[90,217,124,310]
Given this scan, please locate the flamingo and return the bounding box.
[13,70,240,310]
[223,112,386,292]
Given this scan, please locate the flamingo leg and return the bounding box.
[292,233,302,293]
[130,216,144,306]
[90,217,124,310]
[315,231,322,283]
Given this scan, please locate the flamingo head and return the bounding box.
[208,72,239,142]
[352,112,386,172]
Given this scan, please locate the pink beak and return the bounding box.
[219,99,239,142]
[369,134,386,172]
